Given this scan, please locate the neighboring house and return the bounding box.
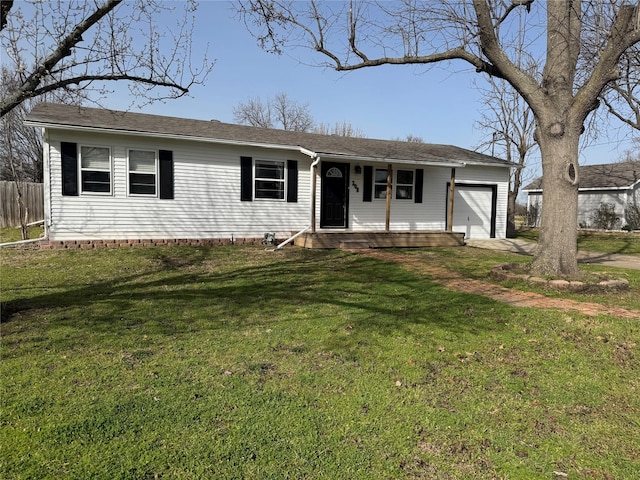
[25,103,513,247]
[524,161,640,228]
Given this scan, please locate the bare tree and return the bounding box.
[233,97,274,128]
[233,93,314,131]
[402,134,424,143]
[314,121,366,137]
[0,66,87,183]
[1,0,213,118]
[601,46,640,132]
[1,66,87,239]
[475,76,538,236]
[238,0,640,277]
[1,71,44,184]
[272,93,315,131]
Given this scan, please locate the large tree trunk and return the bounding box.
[530,128,581,278]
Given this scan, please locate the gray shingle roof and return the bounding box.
[524,161,640,190]
[25,103,512,168]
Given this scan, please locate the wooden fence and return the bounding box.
[0,181,44,228]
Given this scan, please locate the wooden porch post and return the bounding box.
[311,163,317,233]
[385,164,392,231]
[447,168,456,232]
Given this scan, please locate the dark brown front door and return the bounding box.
[320,162,349,228]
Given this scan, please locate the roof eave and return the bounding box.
[24,120,306,153]
[25,120,485,168]
[315,152,466,168]
[524,186,634,193]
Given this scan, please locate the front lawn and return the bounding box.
[516,228,640,255]
[2,245,639,479]
[403,247,640,312]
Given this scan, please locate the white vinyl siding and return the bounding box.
[528,188,637,228]
[44,129,509,241]
[46,130,310,241]
[343,164,509,239]
[578,191,626,227]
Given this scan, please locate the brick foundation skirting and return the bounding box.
[39,237,264,249]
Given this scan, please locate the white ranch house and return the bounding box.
[524,161,640,229]
[26,103,513,248]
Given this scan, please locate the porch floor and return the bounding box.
[293,230,465,249]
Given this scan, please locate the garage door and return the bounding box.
[450,185,496,239]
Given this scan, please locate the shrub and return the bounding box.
[624,202,640,230]
[590,202,621,230]
[527,202,541,227]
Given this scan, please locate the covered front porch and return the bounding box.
[293,230,465,249]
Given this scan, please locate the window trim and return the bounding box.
[127,148,158,197]
[395,169,414,200]
[79,144,112,195]
[254,159,286,201]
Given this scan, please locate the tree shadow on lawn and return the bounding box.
[2,248,505,353]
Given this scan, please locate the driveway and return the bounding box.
[465,238,640,270]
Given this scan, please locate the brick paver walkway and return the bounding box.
[358,249,640,319]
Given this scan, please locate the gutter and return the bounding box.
[0,237,44,247]
[0,220,47,248]
[316,152,466,168]
[267,226,310,251]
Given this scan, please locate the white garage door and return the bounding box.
[451,185,495,239]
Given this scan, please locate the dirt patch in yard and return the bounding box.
[357,250,640,319]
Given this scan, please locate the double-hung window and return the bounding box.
[128,150,157,196]
[255,160,285,200]
[374,168,389,199]
[80,146,111,194]
[396,170,414,200]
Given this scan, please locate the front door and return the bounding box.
[320,162,349,228]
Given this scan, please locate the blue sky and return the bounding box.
[105,1,636,179]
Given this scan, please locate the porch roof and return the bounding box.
[26,103,512,168]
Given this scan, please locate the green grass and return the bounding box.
[2,245,640,479]
[516,228,640,255]
[0,226,45,244]
[403,247,640,311]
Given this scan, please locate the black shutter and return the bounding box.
[287,160,298,202]
[159,150,174,199]
[240,156,253,201]
[363,165,373,202]
[415,169,424,203]
[61,142,78,196]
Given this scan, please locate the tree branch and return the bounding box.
[472,0,543,112]
[0,0,122,117]
[572,3,640,125]
[29,74,190,99]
